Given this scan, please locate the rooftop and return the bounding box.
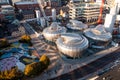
[15,1,38,5]
[1,5,13,8]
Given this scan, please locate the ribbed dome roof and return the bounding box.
[67,20,88,30]
[84,25,112,41]
[56,33,89,58]
[43,22,67,42]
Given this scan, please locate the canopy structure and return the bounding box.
[84,24,112,42]
[84,25,112,48]
[67,20,88,30]
[56,33,89,58]
[43,22,67,42]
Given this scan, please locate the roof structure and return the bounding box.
[42,22,67,42]
[84,24,112,42]
[56,33,89,58]
[67,20,88,30]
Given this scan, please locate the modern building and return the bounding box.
[42,22,67,42]
[56,33,89,58]
[67,19,88,31]
[68,2,106,23]
[84,25,112,48]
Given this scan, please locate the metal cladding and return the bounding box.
[43,22,67,42]
[84,24,112,42]
[56,33,89,58]
[67,20,88,30]
[52,8,56,21]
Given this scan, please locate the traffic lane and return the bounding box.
[50,48,120,80]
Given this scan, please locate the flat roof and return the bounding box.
[1,5,13,8]
[15,1,38,5]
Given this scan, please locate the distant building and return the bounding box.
[0,0,9,5]
[22,10,35,20]
[21,0,36,1]
[10,0,21,5]
[68,2,106,23]
[41,0,62,7]
[14,0,69,16]
[1,5,15,21]
[14,1,39,10]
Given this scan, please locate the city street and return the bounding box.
[50,48,120,80]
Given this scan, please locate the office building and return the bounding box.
[68,2,106,23]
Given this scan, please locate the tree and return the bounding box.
[19,35,32,46]
[0,38,10,48]
[24,62,43,77]
[40,54,50,69]
[0,67,23,80]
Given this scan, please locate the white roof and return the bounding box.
[1,5,13,8]
[67,20,88,30]
[56,33,88,49]
[84,24,112,41]
[43,22,66,34]
[15,1,38,5]
[56,33,89,58]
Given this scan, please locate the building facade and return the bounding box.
[68,2,106,23]
[1,5,15,21]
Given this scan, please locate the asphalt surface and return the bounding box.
[50,48,120,80]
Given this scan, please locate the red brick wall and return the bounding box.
[15,3,40,10]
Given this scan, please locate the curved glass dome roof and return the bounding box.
[56,33,89,58]
[84,25,112,42]
[43,22,67,42]
[67,20,88,30]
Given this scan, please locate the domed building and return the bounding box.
[84,25,112,48]
[66,20,88,31]
[56,33,89,58]
[42,22,67,42]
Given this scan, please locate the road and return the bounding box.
[50,48,120,80]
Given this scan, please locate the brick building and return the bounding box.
[14,1,39,10]
[14,1,69,20]
[22,10,35,20]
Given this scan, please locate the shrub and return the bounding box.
[19,35,32,46]
[21,35,31,42]
[0,67,23,80]
[24,62,43,77]
[0,38,10,48]
[40,54,50,69]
